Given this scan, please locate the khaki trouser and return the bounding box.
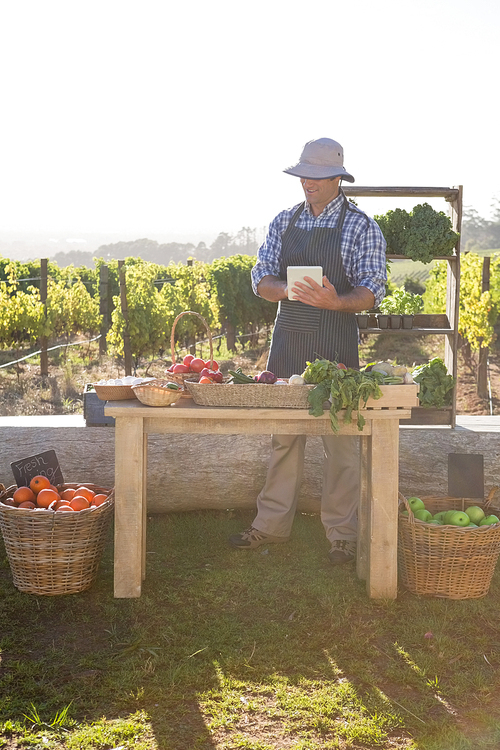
[253,434,360,545]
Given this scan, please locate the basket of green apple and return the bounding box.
[398,488,500,599]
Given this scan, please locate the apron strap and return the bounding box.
[281,202,305,246]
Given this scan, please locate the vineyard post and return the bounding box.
[99,264,109,355]
[40,258,48,376]
[477,256,490,399]
[118,260,133,376]
[226,321,237,351]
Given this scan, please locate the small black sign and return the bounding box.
[11,450,64,488]
[448,453,484,499]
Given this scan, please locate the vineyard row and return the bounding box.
[0,252,499,373]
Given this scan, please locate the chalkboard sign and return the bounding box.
[448,453,484,499]
[11,450,64,488]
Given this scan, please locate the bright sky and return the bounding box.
[1,0,499,245]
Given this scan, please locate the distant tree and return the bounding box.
[401,275,426,295]
[94,238,197,265]
[210,232,233,260]
[234,227,258,255]
[50,250,95,268]
[461,203,500,251]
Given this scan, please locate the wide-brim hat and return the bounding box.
[283,137,355,182]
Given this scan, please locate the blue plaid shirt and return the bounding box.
[251,190,387,307]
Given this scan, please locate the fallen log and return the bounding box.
[0,425,497,513]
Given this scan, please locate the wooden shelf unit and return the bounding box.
[343,186,462,428]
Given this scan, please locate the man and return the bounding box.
[229,137,387,564]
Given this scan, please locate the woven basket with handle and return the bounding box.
[398,488,500,599]
[165,311,216,395]
[0,482,114,596]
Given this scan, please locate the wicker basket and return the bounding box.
[132,379,183,407]
[398,488,500,599]
[166,311,216,394]
[0,483,114,596]
[94,383,137,401]
[186,380,314,408]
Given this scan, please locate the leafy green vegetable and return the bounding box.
[306,364,384,433]
[374,203,459,264]
[379,286,423,315]
[412,357,455,408]
[301,358,342,384]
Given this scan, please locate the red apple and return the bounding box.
[210,370,223,383]
[200,367,211,378]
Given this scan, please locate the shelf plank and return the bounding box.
[343,186,460,200]
[359,328,454,335]
[386,254,457,261]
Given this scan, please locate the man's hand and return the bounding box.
[290,276,375,313]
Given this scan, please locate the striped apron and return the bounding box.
[267,195,359,378]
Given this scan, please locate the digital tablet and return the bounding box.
[287,266,323,300]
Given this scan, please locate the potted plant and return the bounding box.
[356,312,369,329]
[379,287,423,329]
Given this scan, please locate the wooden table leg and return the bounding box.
[366,419,399,599]
[356,436,370,581]
[114,416,145,597]
[142,434,147,581]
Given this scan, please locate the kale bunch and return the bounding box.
[412,357,455,408]
[375,203,459,264]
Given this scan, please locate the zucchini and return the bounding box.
[228,369,256,384]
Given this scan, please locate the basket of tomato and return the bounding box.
[164,311,223,394]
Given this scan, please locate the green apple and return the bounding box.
[407,497,425,512]
[428,519,442,525]
[433,511,447,523]
[414,509,433,522]
[449,511,470,527]
[400,510,409,516]
[465,506,485,525]
[468,523,478,528]
[443,510,458,524]
[479,515,500,526]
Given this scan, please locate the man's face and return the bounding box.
[300,176,341,215]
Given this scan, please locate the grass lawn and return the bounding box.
[1,508,500,749]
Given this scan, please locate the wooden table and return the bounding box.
[105,384,419,600]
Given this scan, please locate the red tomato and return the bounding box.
[189,358,207,373]
[337,363,347,370]
[205,359,219,371]
[166,364,175,372]
[183,354,195,366]
[199,376,214,384]
[172,363,190,373]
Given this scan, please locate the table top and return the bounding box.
[105,384,419,424]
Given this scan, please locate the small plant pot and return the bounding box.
[389,315,402,329]
[402,315,414,329]
[377,314,389,329]
[368,314,378,328]
[356,314,369,329]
